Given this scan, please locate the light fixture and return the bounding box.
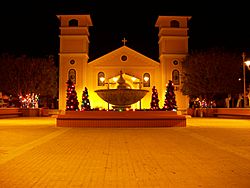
[113,77,118,82]
[143,76,149,82]
[242,52,250,107]
[100,77,105,83]
[245,60,250,70]
[131,77,136,82]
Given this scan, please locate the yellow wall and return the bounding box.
[57,15,191,111]
[86,67,160,110]
[156,16,191,110]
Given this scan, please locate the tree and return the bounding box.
[81,87,91,111]
[150,86,160,110]
[0,53,58,101]
[182,48,242,100]
[66,79,79,111]
[163,80,177,111]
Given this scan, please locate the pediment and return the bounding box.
[88,46,159,67]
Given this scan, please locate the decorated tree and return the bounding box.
[150,86,160,110]
[19,93,39,108]
[81,87,91,111]
[66,79,79,111]
[163,80,177,111]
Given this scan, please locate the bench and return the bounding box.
[0,101,8,108]
[0,108,22,118]
[213,113,250,119]
[212,108,250,119]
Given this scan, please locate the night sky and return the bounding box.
[1,1,250,62]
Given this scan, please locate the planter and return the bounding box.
[19,108,41,117]
[187,108,195,116]
[41,107,49,116]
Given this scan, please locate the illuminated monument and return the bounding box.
[57,15,191,111]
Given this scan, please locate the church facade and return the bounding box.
[57,15,191,111]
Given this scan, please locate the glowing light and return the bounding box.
[113,77,118,82]
[245,60,250,70]
[100,77,105,82]
[19,93,40,108]
[144,76,149,82]
[131,77,136,82]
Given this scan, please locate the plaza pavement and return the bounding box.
[0,116,250,188]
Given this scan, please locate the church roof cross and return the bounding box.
[122,37,127,46]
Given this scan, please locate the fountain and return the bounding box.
[95,71,149,110]
[56,71,186,128]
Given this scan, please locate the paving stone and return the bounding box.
[0,117,250,187]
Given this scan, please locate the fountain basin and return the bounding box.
[95,89,148,107]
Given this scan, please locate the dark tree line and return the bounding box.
[182,48,243,101]
[0,53,58,101]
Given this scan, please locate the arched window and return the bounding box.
[69,19,78,27]
[68,69,76,84]
[170,20,180,28]
[172,70,180,85]
[143,73,150,87]
[98,72,105,86]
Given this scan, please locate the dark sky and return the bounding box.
[0,1,250,61]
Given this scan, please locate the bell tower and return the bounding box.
[155,16,191,109]
[57,15,92,111]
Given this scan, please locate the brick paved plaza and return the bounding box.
[0,117,250,187]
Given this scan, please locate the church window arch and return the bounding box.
[69,19,78,27]
[170,20,180,28]
[143,73,150,87]
[98,72,105,86]
[68,69,76,84]
[172,70,180,85]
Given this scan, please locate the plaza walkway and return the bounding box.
[0,117,250,188]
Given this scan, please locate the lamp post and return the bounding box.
[100,77,109,89]
[100,77,118,110]
[132,79,142,110]
[131,76,149,110]
[243,52,246,108]
[242,52,250,108]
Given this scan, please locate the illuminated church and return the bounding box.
[57,15,191,111]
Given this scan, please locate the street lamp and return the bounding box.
[100,77,118,89]
[99,76,117,110]
[242,52,250,108]
[100,77,109,89]
[131,76,149,110]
